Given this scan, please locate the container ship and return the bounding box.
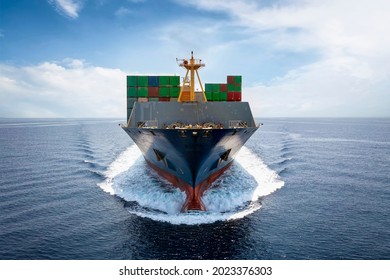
[121,52,259,211]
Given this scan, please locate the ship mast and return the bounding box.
[177,51,206,102]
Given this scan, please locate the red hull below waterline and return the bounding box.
[146,159,233,211]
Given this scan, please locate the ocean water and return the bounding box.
[0,118,389,260]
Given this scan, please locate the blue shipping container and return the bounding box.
[148,76,159,86]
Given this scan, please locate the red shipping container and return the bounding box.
[219,83,227,92]
[227,92,242,101]
[148,87,159,97]
[159,97,170,102]
[227,76,235,84]
[227,92,235,101]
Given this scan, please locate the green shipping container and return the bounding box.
[127,76,137,87]
[227,84,242,92]
[205,91,213,101]
[137,87,148,97]
[212,84,220,92]
[137,76,148,87]
[227,84,235,92]
[234,76,242,84]
[220,92,227,101]
[212,92,221,101]
[159,87,170,97]
[127,87,137,97]
[159,76,170,86]
[170,86,180,98]
[205,84,213,92]
[205,83,221,92]
[170,76,180,86]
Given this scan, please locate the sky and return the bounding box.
[0,0,389,118]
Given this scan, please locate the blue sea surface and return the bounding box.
[0,118,389,259]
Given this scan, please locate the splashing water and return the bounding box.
[98,145,284,225]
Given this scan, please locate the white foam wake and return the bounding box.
[202,146,284,213]
[98,145,284,225]
[98,145,185,214]
[98,144,142,194]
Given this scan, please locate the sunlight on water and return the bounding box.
[98,145,284,225]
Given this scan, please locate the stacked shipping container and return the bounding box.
[126,75,242,120]
[126,75,180,120]
[227,75,242,102]
[205,75,241,102]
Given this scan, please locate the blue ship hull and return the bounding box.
[122,101,259,211]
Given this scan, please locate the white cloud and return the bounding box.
[175,0,390,117]
[115,7,132,18]
[0,60,127,118]
[245,57,390,117]
[48,0,84,19]
[180,0,390,56]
